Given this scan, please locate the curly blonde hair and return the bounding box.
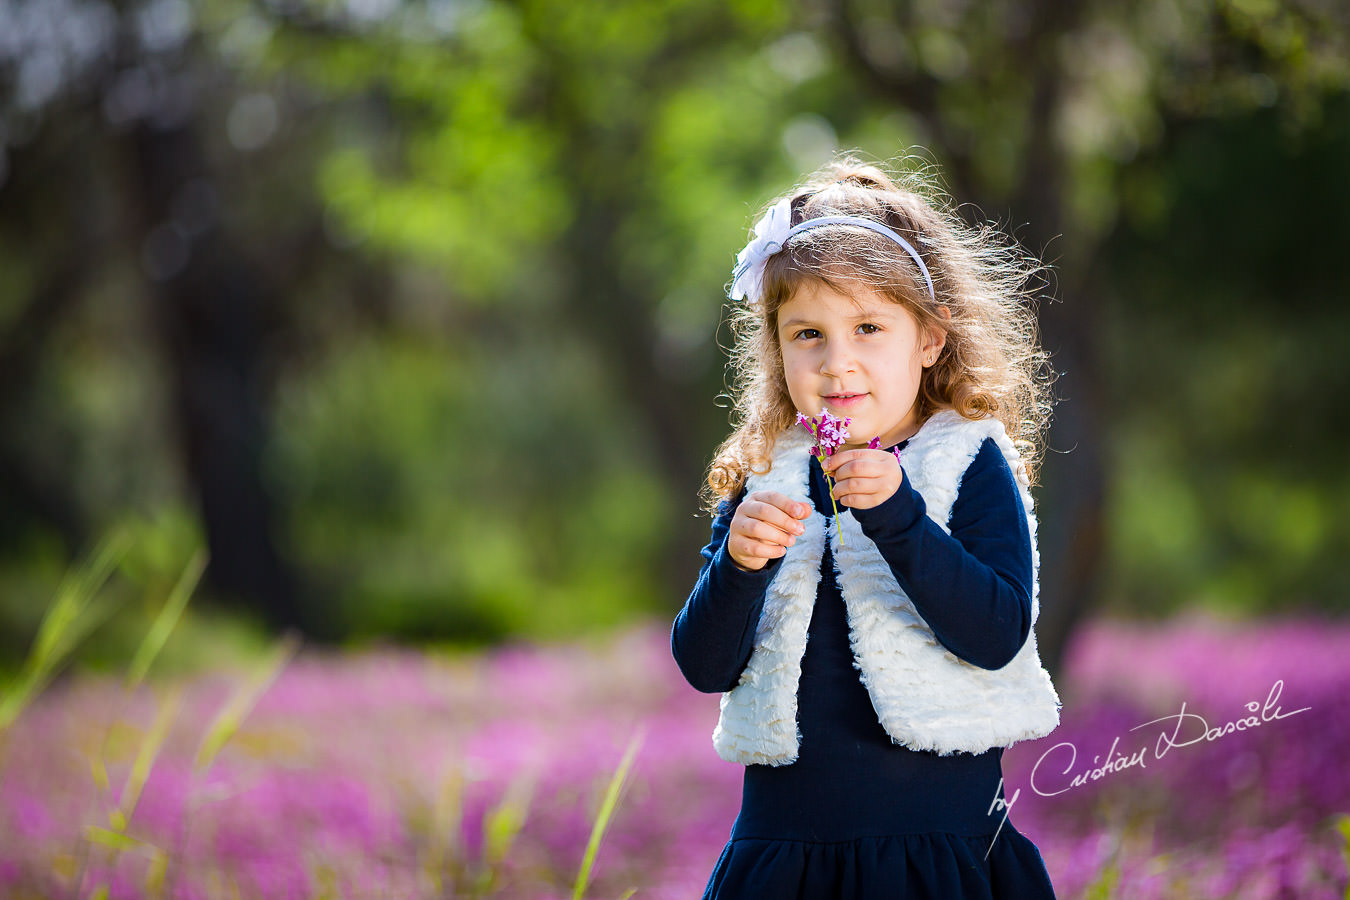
[700,151,1057,519]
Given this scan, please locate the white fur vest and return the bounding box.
[711,408,1062,765]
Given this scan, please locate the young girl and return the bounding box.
[671,155,1062,899]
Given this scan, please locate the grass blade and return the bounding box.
[194,632,300,774]
[420,761,465,893]
[114,684,184,828]
[572,726,645,900]
[483,768,536,865]
[0,530,130,733]
[33,528,130,666]
[85,825,152,852]
[125,547,207,690]
[1335,814,1350,900]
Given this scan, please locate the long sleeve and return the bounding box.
[671,487,785,693]
[850,437,1033,670]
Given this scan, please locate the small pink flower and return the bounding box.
[797,409,853,546]
[867,435,904,464]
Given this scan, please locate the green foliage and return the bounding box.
[266,330,675,646]
[2,0,1348,660]
[1102,95,1350,616]
[310,8,573,298]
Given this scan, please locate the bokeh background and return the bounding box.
[2,1,1348,897]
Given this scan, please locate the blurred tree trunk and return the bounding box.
[559,196,708,591]
[1006,48,1109,682]
[120,119,310,635]
[0,183,99,557]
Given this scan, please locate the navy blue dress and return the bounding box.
[672,436,1058,899]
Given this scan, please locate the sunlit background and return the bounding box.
[1,0,1348,897]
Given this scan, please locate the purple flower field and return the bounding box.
[2,611,1348,899]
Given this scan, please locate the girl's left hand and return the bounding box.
[822,449,903,510]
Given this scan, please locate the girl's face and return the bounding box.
[777,279,947,451]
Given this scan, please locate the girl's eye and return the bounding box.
[793,324,880,341]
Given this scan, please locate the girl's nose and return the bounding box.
[820,347,857,378]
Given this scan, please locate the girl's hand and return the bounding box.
[822,449,903,511]
[727,491,811,571]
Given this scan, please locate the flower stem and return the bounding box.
[824,474,846,548]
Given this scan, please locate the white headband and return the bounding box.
[727,197,936,304]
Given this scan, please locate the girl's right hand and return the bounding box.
[727,491,812,571]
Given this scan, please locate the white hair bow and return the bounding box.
[727,197,794,304]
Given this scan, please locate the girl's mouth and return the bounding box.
[823,393,867,407]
